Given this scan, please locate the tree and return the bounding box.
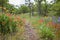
[31,3,35,16]
[34,0,56,16]
[0,0,9,13]
[17,5,29,14]
[25,0,33,17]
[43,0,48,16]
[54,0,60,3]
[48,0,60,16]
[4,3,18,14]
[51,2,60,16]
[35,0,42,16]
[0,0,8,6]
[5,4,14,13]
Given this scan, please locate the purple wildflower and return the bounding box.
[57,17,60,23]
[52,16,56,23]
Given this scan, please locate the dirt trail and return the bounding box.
[23,21,38,40]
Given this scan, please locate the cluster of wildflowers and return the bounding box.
[38,19,44,24]
[38,16,60,29]
[0,14,25,35]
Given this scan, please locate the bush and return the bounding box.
[0,14,17,35]
[38,24,55,40]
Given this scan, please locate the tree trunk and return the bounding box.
[38,0,42,16]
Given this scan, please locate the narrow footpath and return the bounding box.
[23,21,38,40]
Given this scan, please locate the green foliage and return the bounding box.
[0,14,17,35]
[38,24,55,40]
[5,4,17,14]
[0,0,9,6]
[0,0,17,14]
[34,0,48,16]
[50,2,60,16]
[17,5,29,14]
[0,0,9,13]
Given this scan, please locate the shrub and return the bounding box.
[38,24,55,40]
[0,14,17,35]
